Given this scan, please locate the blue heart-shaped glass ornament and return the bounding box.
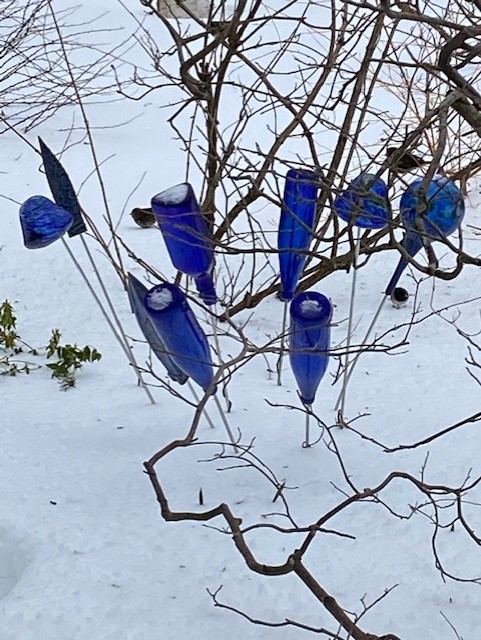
[334,173,389,229]
[20,195,73,249]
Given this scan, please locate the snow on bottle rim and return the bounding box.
[290,291,332,325]
[153,183,190,206]
[144,283,182,314]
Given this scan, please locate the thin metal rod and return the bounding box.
[337,229,362,417]
[335,294,388,413]
[303,405,312,448]
[211,301,231,412]
[61,238,156,405]
[79,236,156,403]
[188,381,216,429]
[276,301,289,386]
[213,394,238,452]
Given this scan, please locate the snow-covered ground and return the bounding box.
[1,2,480,639]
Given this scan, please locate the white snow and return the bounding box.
[146,287,173,311]
[0,3,480,640]
[154,184,189,206]
[299,298,324,318]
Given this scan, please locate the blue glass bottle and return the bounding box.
[278,169,320,301]
[127,273,188,385]
[151,183,217,305]
[143,282,215,393]
[289,291,332,406]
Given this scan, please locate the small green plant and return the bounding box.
[0,300,19,350]
[0,300,101,388]
[0,300,39,354]
[0,300,39,376]
[46,329,102,389]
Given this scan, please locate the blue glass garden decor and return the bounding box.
[19,143,154,404]
[143,282,237,448]
[127,273,188,385]
[335,176,465,419]
[289,291,332,447]
[151,183,217,305]
[20,196,73,249]
[38,137,86,237]
[276,168,320,385]
[278,168,320,301]
[334,173,389,229]
[333,173,389,418]
[290,292,332,405]
[143,282,215,393]
[385,175,465,294]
